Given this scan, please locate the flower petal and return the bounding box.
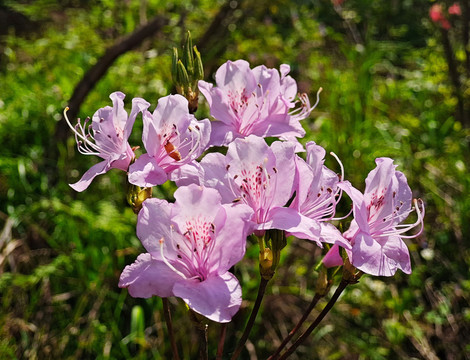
[119,253,182,298]
[128,154,168,187]
[173,272,242,323]
[69,160,109,192]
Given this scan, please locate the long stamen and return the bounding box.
[64,108,102,155]
[159,237,187,279]
[377,199,425,238]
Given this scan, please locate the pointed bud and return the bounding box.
[176,60,190,89]
[171,47,179,83]
[193,46,204,84]
[182,31,194,77]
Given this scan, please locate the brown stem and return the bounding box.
[162,298,180,360]
[267,293,323,360]
[216,323,227,360]
[462,0,470,77]
[440,27,467,126]
[189,310,209,360]
[277,280,349,360]
[56,15,167,143]
[230,277,269,360]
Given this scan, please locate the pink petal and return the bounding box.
[322,244,344,268]
[124,97,150,140]
[128,154,168,187]
[173,185,222,225]
[69,160,108,192]
[119,253,182,298]
[265,207,322,246]
[209,203,254,271]
[173,272,242,323]
[137,198,176,256]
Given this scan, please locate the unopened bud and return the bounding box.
[315,267,333,296]
[259,247,274,280]
[342,258,363,284]
[127,183,152,214]
[182,31,194,76]
[193,46,204,82]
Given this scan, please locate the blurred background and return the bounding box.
[0,0,469,359]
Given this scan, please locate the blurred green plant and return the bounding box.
[1,0,469,359]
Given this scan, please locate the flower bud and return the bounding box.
[259,247,274,280]
[171,31,204,113]
[127,183,152,214]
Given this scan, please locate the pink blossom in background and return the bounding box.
[119,185,253,323]
[65,91,149,192]
[429,4,451,29]
[199,135,320,240]
[336,158,424,277]
[198,60,315,147]
[128,94,211,187]
[448,3,462,15]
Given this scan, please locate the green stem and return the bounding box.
[230,277,269,360]
[162,298,180,360]
[267,293,323,360]
[277,280,349,360]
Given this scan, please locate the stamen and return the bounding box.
[159,237,186,279]
[376,199,425,238]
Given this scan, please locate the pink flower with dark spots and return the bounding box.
[291,142,351,249]
[65,91,149,192]
[198,60,316,147]
[336,158,424,276]
[127,94,211,187]
[199,135,320,239]
[119,185,253,323]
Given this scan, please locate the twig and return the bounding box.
[267,293,323,360]
[277,280,349,360]
[230,277,269,360]
[216,323,227,360]
[162,298,180,360]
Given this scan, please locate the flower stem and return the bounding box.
[276,279,349,360]
[162,298,180,360]
[189,310,208,360]
[230,277,269,360]
[267,293,323,360]
[216,323,227,360]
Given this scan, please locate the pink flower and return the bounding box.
[448,3,461,15]
[291,142,351,249]
[430,4,444,22]
[199,135,319,239]
[198,60,316,147]
[119,185,253,323]
[336,158,424,276]
[128,94,211,187]
[429,4,451,29]
[65,91,149,192]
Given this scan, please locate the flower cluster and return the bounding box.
[67,60,424,323]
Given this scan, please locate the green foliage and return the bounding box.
[1,0,469,359]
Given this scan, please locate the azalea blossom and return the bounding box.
[65,91,150,192]
[291,142,351,248]
[429,4,451,29]
[335,158,424,276]
[199,135,320,240]
[119,185,253,323]
[128,94,211,187]
[198,60,318,147]
[448,3,461,15]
